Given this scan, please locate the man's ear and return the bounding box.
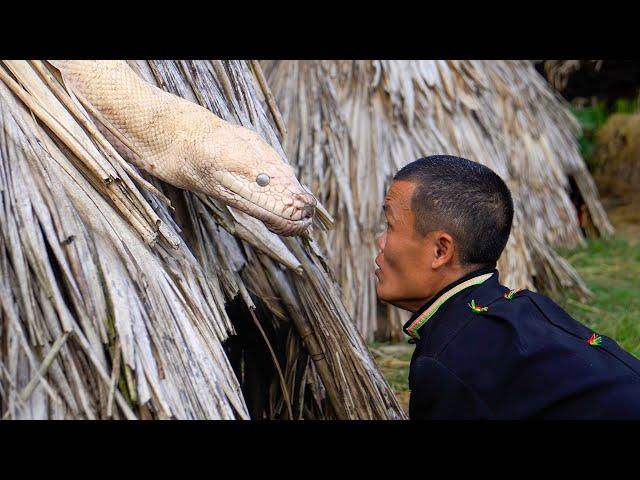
[430,231,455,269]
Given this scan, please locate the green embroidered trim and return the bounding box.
[406,273,494,339]
[504,288,522,300]
[468,299,488,313]
[588,333,602,346]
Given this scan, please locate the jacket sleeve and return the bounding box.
[409,355,493,420]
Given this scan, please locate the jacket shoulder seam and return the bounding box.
[435,292,507,358]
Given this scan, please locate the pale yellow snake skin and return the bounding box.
[50,60,315,236]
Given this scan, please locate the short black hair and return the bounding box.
[393,155,513,267]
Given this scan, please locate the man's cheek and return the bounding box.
[385,244,401,271]
[382,236,394,264]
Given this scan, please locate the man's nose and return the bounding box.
[376,231,386,250]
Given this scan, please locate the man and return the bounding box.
[375,155,640,419]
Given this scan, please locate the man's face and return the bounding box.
[375,180,436,311]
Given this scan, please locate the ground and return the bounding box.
[371,194,640,415]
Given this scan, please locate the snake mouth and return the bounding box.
[218,184,315,236]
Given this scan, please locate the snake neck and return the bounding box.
[54,60,184,159]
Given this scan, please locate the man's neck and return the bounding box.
[402,265,488,313]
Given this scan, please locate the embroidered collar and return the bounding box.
[403,268,496,340]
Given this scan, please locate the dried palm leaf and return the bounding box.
[540,60,603,92]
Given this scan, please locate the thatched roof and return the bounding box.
[592,111,640,198]
[0,60,404,419]
[540,60,600,92]
[262,60,613,341]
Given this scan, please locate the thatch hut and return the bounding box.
[262,60,613,341]
[591,111,640,199]
[0,60,404,419]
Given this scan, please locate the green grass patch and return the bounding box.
[369,341,412,412]
[370,342,411,389]
[557,235,640,358]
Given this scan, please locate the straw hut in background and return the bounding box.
[0,60,404,419]
[262,60,614,341]
[592,111,640,199]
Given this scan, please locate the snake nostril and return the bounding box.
[302,204,315,219]
[308,194,317,207]
[295,192,316,205]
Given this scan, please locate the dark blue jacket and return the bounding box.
[404,268,640,419]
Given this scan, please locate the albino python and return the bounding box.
[49,60,316,236]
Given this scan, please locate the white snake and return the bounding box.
[50,60,315,236]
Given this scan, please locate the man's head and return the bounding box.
[374,155,513,312]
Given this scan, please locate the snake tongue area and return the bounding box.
[223,183,316,236]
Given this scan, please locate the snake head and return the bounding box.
[185,122,316,236]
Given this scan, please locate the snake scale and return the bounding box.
[50,60,316,236]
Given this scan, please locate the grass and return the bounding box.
[371,232,640,414]
[557,235,640,358]
[369,342,412,413]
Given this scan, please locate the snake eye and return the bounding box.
[256,173,270,187]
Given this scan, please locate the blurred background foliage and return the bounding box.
[570,93,639,165]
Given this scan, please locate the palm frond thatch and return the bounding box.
[262,60,613,341]
[592,111,640,198]
[0,60,404,419]
[539,60,603,92]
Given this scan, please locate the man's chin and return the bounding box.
[377,297,409,312]
[375,288,415,313]
[375,286,393,306]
